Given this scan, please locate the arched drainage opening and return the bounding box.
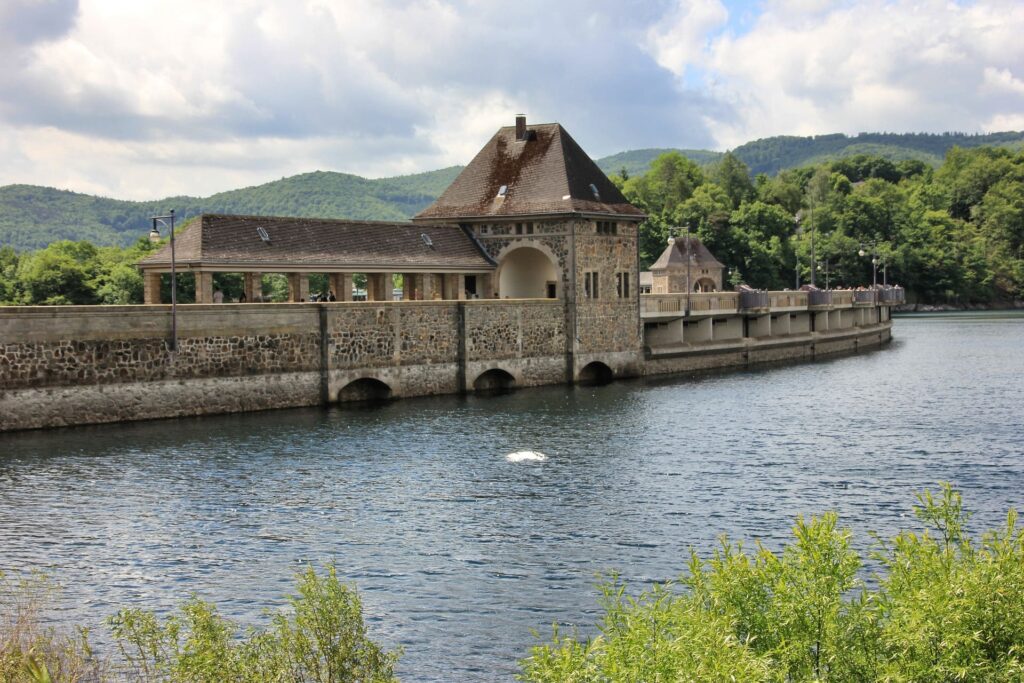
[473,368,516,395]
[577,361,614,386]
[338,378,392,404]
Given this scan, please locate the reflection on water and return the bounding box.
[2,312,1023,681]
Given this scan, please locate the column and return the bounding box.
[369,273,393,302]
[403,273,421,300]
[329,273,353,301]
[195,272,214,304]
[442,273,465,300]
[244,272,262,302]
[287,273,309,302]
[143,271,162,304]
[479,273,495,299]
[422,273,440,300]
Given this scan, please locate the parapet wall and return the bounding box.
[0,300,575,431]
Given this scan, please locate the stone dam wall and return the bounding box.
[0,301,892,432]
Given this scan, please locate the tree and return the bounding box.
[709,152,755,210]
[622,152,704,216]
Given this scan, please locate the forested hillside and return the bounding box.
[614,147,1023,305]
[3,132,1022,252]
[0,167,461,251]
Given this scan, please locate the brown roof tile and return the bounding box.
[138,214,495,271]
[414,122,645,221]
[650,236,725,271]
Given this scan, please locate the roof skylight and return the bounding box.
[589,183,601,201]
[256,226,270,242]
[421,233,434,248]
[497,184,508,197]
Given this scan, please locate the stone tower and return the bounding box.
[414,115,646,381]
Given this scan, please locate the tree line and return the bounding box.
[0,146,1021,305]
[616,145,1023,304]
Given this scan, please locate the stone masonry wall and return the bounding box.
[0,300,573,431]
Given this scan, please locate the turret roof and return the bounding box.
[414,122,644,221]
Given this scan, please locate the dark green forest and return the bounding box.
[618,146,1024,304]
[0,132,1022,307]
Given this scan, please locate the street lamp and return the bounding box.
[149,209,177,354]
[858,243,880,289]
[816,258,832,290]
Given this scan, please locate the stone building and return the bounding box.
[138,216,496,304]
[649,235,725,293]
[413,115,647,380]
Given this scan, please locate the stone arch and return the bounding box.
[495,241,561,299]
[577,361,614,386]
[337,377,392,403]
[695,277,716,292]
[472,368,516,394]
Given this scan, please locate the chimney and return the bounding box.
[515,114,526,141]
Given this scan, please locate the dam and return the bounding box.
[0,116,902,431]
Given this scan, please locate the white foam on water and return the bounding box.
[505,450,548,463]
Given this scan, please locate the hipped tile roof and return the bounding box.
[414,122,645,221]
[650,236,725,271]
[138,214,495,271]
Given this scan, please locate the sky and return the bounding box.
[1,0,1022,200]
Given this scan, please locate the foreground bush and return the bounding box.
[520,484,1024,682]
[1,565,398,683]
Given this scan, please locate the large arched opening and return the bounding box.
[497,246,559,299]
[337,377,392,404]
[473,368,516,394]
[695,277,716,292]
[577,361,614,386]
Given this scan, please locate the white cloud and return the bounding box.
[699,0,1024,147]
[1,0,1021,201]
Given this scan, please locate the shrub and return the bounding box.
[108,563,399,682]
[520,484,1024,682]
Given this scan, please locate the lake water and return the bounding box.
[1,312,1022,680]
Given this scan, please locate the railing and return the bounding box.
[640,293,739,315]
[739,290,769,309]
[768,291,808,308]
[641,286,903,317]
[879,287,905,303]
[808,290,832,307]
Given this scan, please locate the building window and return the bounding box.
[515,223,523,235]
[616,272,630,298]
[596,221,618,235]
[584,271,599,299]
[526,222,534,234]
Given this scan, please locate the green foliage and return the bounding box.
[108,563,399,682]
[520,485,1024,682]
[0,572,103,682]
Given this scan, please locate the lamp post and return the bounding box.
[816,258,831,290]
[858,243,879,289]
[149,209,177,353]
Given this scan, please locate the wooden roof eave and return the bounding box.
[137,260,496,274]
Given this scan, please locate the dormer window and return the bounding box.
[497,185,508,197]
[589,183,601,201]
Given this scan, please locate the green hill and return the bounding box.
[0,167,462,251]
[732,131,1024,176]
[3,130,1023,251]
[596,148,723,178]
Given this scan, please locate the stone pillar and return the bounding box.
[195,272,214,304]
[143,271,162,304]
[422,273,440,300]
[329,273,353,301]
[244,272,262,302]
[403,273,421,300]
[479,273,495,299]
[442,273,464,300]
[287,273,309,302]
[368,273,393,301]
